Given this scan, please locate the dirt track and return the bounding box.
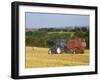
[25,47,89,68]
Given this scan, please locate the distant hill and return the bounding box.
[25,26,89,32]
[25,28,38,32]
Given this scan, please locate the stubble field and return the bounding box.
[25,46,89,68]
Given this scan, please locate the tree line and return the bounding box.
[26,27,89,49]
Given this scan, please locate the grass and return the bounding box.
[25,46,89,68]
[48,31,75,34]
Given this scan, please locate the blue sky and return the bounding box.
[25,12,89,28]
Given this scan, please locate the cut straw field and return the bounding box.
[25,46,89,68]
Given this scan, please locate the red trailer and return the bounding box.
[67,38,86,54]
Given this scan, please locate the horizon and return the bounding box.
[26,26,89,29]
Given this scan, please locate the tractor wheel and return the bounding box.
[56,47,61,54]
[48,49,52,54]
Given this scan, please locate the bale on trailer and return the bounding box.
[67,38,86,54]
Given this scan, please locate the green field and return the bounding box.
[48,31,75,34]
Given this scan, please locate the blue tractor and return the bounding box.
[48,39,67,54]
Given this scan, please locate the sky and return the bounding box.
[25,12,89,28]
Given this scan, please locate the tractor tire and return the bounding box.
[48,49,52,54]
[56,47,61,54]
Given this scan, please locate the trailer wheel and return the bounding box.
[56,47,61,54]
[71,49,75,54]
[80,48,84,54]
[75,48,79,54]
